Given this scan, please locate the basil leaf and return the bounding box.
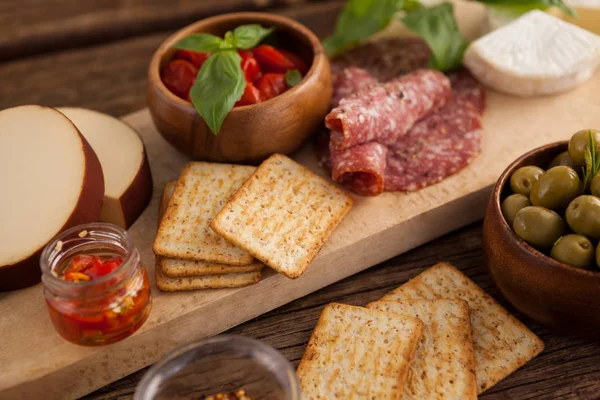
[404,0,424,12]
[223,31,236,49]
[285,69,302,87]
[189,50,245,135]
[174,33,224,53]
[233,24,275,49]
[402,2,468,71]
[323,0,406,56]
[477,0,576,17]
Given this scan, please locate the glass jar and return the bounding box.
[134,335,302,400]
[40,222,152,346]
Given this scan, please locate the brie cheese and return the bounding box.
[464,10,600,97]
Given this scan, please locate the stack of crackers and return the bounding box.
[153,154,353,292]
[297,263,545,399]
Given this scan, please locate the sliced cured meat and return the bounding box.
[326,69,451,150]
[330,141,388,196]
[332,67,378,107]
[448,68,486,113]
[385,98,483,192]
[331,38,432,82]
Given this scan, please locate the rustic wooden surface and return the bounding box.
[1,1,599,399]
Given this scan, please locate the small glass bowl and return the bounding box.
[134,335,301,400]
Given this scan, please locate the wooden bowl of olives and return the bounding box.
[483,129,600,337]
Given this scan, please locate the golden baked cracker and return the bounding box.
[153,163,255,265]
[297,303,423,400]
[159,257,263,277]
[368,299,477,400]
[211,154,353,279]
[155,268,262,291]
[158,180,263,277]
[379,263,544,394]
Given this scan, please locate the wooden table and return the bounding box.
[2,1,600,398]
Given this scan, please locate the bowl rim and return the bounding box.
[133,334,301,400]
[148,11,327,113]
[492,140,600,277]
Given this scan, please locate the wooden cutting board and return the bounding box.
[2,3,600,399]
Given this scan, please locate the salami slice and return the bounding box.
[331,38,432,82]
[448,68,486,113]
[330,141,388,196]
[384,98,483,192]
[332,67,378,107]
[326,69,451,150]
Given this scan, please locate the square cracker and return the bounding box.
[379,263,544,394]
[368,299,477,400]
[297,303,423,400]
[158,181,263,278]
[159,257,264,278]
[211,154,353,279]
[155,268,262,291]
[153,163,256,265]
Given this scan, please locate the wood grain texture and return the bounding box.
[0,0,334,61]
[0,1,342,117]
[0,1,599,399]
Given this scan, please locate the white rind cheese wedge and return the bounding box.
[0,106,105,291]
[58,108,153,229]
[464,10,600,97]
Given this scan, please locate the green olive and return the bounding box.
[566,195,600,239]
[510,166,545,196]
[501,194,531,227]
[591,175,600,197]
[550,234,594,268]
[596,241,600,268]
[513,206,565,249]
[530,166,581,210]
[568,129,600,166]
[548,151,579,170]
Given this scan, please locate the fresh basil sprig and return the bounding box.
[285,69,302,87]
[231,25,274,49]
[172,24,274,134]
[323,0,406,57]
[190,51,246,136]
[402,3,468,71]
[174,34,229,53]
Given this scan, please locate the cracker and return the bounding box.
[159,180,176,217]
[368,300,477,400]
[158,180,263,277]
[297,303,423,400]
[155,268,262,291]
[159,258,263,277]
[153,163,255,265]
[379,263,544,393]
[211,154,353,279]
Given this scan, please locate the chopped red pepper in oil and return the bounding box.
[203,389,255,400]
[47,254,151,346]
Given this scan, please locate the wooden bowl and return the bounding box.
[147,12,332,163]
[483,142,600,337]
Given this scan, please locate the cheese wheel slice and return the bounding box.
[58,108,153,229]
[464,10,600,97]
[0,106,104,291]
